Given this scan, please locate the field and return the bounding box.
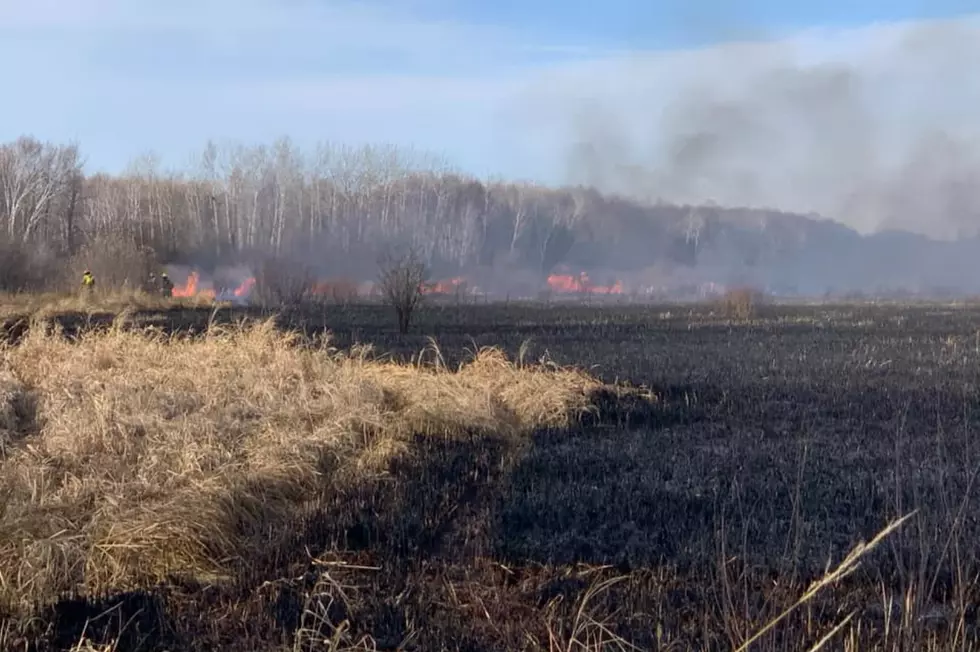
[2,297,980,651]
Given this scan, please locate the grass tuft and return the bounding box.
[0,318,600,613]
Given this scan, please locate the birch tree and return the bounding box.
[0,137,81,241]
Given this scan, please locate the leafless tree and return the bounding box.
[378,247,428,334]
[0,137,81,242]
[0,132,864,300]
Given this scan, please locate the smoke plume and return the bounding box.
[541,14,980,240]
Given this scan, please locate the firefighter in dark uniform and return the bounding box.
[160,272,174,297]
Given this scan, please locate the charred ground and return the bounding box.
[3,300,980,651]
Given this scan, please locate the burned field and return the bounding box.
[3,301,980,651]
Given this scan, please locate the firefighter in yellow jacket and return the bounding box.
[81,270,95,292]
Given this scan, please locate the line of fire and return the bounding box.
[162,265,734,304]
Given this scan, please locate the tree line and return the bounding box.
[1,133,891,296]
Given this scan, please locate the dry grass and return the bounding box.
[719,287,763,320]
[0,289,219,319]
[0,366,32,460]
[0,318,600,614]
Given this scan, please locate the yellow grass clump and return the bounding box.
[0,318,600,613]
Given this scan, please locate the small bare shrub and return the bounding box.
[378,248,428,334]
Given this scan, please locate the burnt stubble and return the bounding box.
[5,300,980,651]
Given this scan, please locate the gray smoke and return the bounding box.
[546,14,980,240]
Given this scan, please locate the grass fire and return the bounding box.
[547,271,624,294]
[168,270,256,302]
[3,48,980,646]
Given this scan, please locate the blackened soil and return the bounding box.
[8,301,980,650]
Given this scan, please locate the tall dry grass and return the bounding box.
[0,318,600,613]
[0,289,216,320]
[719,287,763,320]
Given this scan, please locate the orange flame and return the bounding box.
[547,272,623,294]
[170,270,226,300]
[233,277,256,297]
[422,277,466,294]
[592,280,624,295]
[171,271,202,297]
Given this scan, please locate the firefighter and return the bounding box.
[81,270,95,292]
[159,272,174,297]
[145,272,158,294]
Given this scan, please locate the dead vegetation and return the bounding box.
[0,318,598,616]
[719,286,763,320]
[2,302,980,650]
[0,367,33,459]
[0,289,216,320]
[377,248,428,334]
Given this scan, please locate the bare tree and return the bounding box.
[0,132,890,304]
[502,181,533,255]
[378,247,428,334]
[0,137,81,242]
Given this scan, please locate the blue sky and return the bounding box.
[1,1,979,237]
[423,0,977,48]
